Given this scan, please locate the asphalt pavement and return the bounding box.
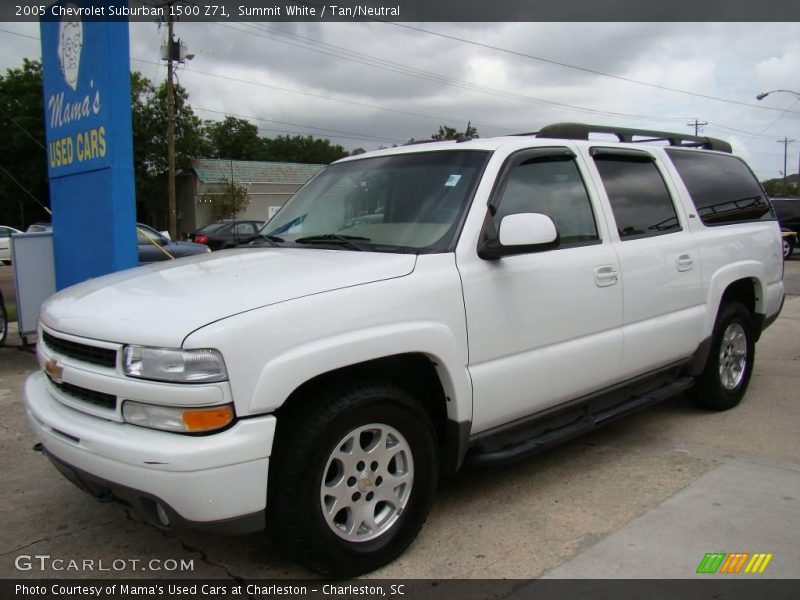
[0,261,798,580]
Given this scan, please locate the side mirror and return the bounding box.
[478,212,559,260]
[159,231,171,240]
[499,213,557,246]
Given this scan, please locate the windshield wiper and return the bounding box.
[295,234,372,251]
[247,234,285,247]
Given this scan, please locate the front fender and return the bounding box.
[250,321,471,424]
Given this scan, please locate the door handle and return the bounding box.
[676,253,694,272]
[594,265,619,287]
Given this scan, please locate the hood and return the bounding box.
[41,248,417,347]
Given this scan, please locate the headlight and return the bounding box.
[122,346,228,383]
[122,401,235,433]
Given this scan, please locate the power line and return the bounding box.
[0,28,39,42]
[130,56,490,131]
[0,164,51,215]
[195,106,403,144]
[384,22,800,115]
[220,22,694,125]
[0,106,46,149]
[686,118,707,136]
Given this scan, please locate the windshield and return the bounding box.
[197,222,227,234]
[261,150,490,252]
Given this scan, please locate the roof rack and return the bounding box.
[536,122,732,153]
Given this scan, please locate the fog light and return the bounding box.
[122,401,235,433]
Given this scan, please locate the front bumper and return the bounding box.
[24,371,275,532]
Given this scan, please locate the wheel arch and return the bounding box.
[704,263,766,341]
[274,352,471,476]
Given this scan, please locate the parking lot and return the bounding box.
[1,260,798,580]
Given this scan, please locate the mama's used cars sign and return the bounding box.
[39,1,138,289]
[41,1,112,176]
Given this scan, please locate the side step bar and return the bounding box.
[466,377,694,467]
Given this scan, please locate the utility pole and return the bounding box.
[166,15,177,240]
[778,137,795,196]
[687,118,707,136]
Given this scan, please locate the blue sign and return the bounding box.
[40,0,138,289]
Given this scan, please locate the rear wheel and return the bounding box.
[688,302,755,411]
[267,382,438,576]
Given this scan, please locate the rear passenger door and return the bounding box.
[459,148,624,432]
[588,148,704,378]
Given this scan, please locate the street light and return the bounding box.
[756,89,800,101]
[757,89,800,196]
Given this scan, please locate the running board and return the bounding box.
[466,376,694,467]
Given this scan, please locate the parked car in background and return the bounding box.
[11,222,208,264]
[136,223,210,264]
[771,197,800,259]
[0,288,7,346]
[0,225,23,264]
[782,228,797,259]
[25,222,52,233]
[184,220,265,250]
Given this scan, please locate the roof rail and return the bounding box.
[536,122,732,153]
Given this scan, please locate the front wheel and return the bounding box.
[688,302,755,411]
[267,382,439,576]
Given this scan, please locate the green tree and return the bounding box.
[144,79,210,173]
[206,116,267,161]
[204,180,251,221]
[263,134,348,164]
[130,72,210,224]
[0,59,49,229]
[431,121,478,141]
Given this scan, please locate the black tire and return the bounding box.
[688,302,755,411]
[0,300,7,346]
[783,237,794,260]
[267,382,439,576]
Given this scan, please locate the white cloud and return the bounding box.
[1,20,799,179]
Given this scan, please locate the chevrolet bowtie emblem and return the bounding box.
[45,359,64,384]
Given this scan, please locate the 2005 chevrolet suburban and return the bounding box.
[24,123,785,575]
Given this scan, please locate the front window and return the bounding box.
[261,150,490,253]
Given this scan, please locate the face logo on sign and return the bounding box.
[57,6,83,91]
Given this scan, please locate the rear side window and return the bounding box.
[665,150,772,225]
[593,151,681,240]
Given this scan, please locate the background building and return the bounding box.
[176,158,324,235]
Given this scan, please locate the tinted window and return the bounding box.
[136,226,161,244]
[772,198,800,230]
[197,223,227,234]
[234,222,255,235]
[593,153,681,239]
[666,150,771,225]
[493,156,599,246]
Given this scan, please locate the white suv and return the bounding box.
[24,123,785,575]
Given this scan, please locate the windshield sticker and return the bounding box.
[445,174,462,187]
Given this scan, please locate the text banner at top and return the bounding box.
[6,0,800,22]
